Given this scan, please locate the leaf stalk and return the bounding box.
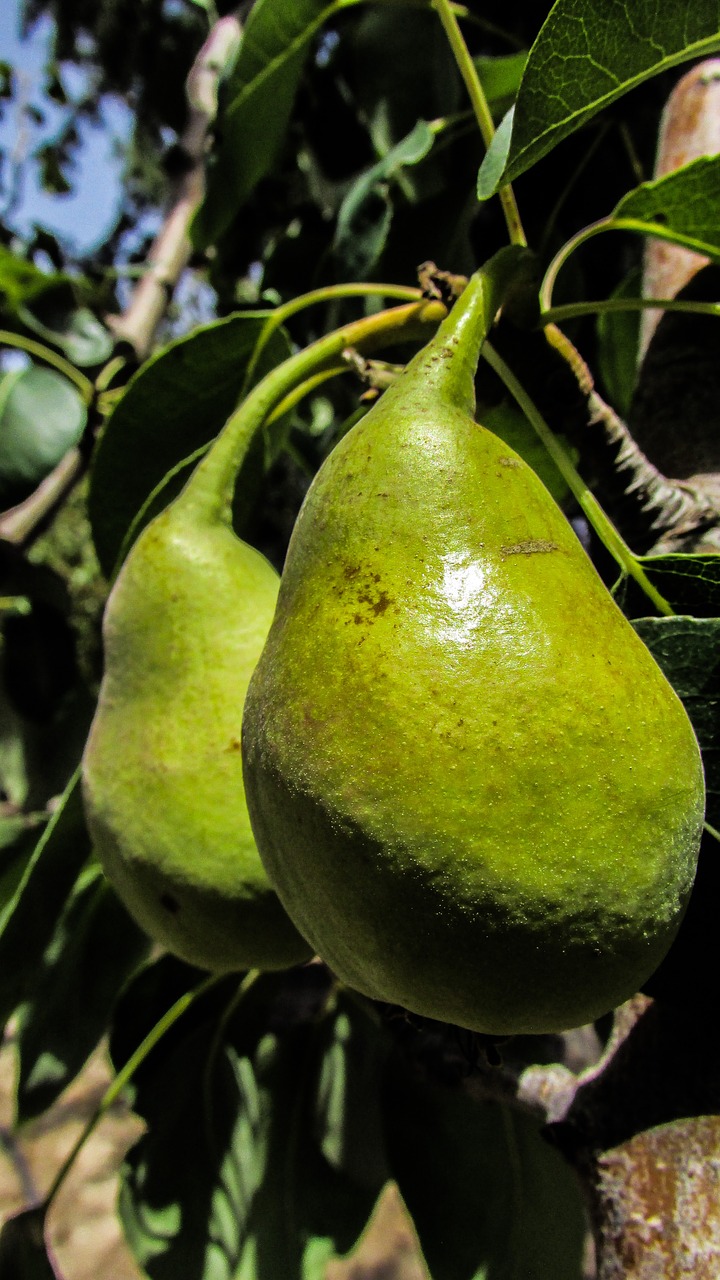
[481,341,675,617]
[430,0,527,247]
[0,330,94,403]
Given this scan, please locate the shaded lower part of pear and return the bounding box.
[243,766,701,1035]
[86,806,312,974]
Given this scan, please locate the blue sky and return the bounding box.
[0,0,133,255]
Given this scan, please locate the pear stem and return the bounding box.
[179,256,525,527]
[241,281,424,393]
[265,364,351,425]
[482,341,676,617]
[387,268,502,416]
[176,299,447,526]
[431,0,527,248]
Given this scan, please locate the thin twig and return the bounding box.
[0,448,84,545]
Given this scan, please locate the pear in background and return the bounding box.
[82,479,311,973]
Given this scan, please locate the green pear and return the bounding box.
[82,478,311,973]
[242,270,705,1034]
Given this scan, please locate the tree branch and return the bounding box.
[0,8,244,549]
[0,448,84,545]
[105,11,243,360]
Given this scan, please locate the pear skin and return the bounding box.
[82,500,311,973]
[242,273,705,1034]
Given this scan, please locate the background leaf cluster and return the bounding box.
[3,0,720,1275]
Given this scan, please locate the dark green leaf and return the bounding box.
[118,979,292,1279]
[333,188,393,282]
[596,268,641,417]
[88,313,291,577]
[193,0,363,248]
[314,997,389,1192]
[348,7,460,158]
[478,1,720,196]
[334,121,436,278]
[37,143,72,196]
[109,952,209,1086]
[633,616,720,829]
[384,1052,587,1280]
[613,155,720,260]
[0,366,86,503]
[116,975,386,1279]
[16,870,149,1122]
[475,52,528,118]
[0,247,68,313]
[622,554,720,618]
[0,771,92,1037]
[627,263,720,483]
[0,813,48,912]
[0,1207,61,1279]
[44,68,68,107]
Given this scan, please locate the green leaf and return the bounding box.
[0,771,92,1037]
[0,365,86,503]
[333,121,436,278]
[0,673,28,809]
[114,968,256,1280]
[347,7,460,158]
[0,1207,60,1279]
[38,142,72,196]
[477,106,514,201]
[333,189,393,282]
[478,0,720,196]
[612,155,720,260]
[0,246,70,314]
[384,1052,587,1280]
[633,616,720,830]
[15,870,149,1122]
[88,313,291,577]
[475,52,528,118]
[18,300,113,367]
[596,268,641,417]
[192,0,363,248]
